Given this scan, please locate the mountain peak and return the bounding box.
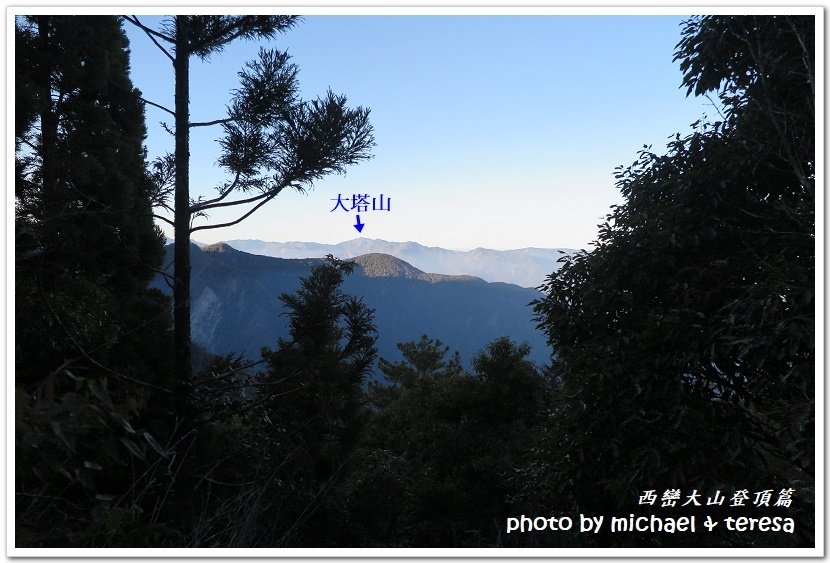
[350,253,484,284]
[151,244,550,369]
[223,238,577,287]
[202,242,238,253]
[350,253,424,278]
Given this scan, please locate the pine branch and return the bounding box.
[191,182,273,213]
[188,21,260,58]
[190,172,241,211]
[190,189,282,233]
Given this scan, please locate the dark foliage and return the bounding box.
[15,16,175,546]
[347,336,546,547]
[530,15,814,547]
[176,257,377,547]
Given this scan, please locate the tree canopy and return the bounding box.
[531,14,814,547]
[15,16,175,546]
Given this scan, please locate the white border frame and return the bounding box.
[6,3,824,559]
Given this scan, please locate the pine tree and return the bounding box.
[351,337,544,547]
[190,257,376,546]
[367,335,463,409]
[123,16,375,396]
[15,15,174,546]
[263,256,377,475]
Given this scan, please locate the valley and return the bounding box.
[151,243,553,372]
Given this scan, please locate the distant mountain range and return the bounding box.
[151,243,552,374]
[223,238,577,288]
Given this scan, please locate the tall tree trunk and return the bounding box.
[173,16,192,400]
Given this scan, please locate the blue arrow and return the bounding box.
[354,215,365,233]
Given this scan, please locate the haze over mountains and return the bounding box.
[151,243,552,372]
[223,238,577,288]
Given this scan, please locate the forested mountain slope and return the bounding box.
[151,243,550,370]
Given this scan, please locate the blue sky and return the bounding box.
[124,14,712,250]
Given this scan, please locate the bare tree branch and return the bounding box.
[194,369,306,424]
[153,213,175,227]
[190,172,241,211]
[190,190,282,233]
[140,96,176,118]
[160,121,175,136]
[123,16,175,63]
[191,181,278,213]
[190,117,235,128]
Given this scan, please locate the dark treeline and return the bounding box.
[15,15,814,548]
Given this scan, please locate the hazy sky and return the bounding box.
[124,13,712,251]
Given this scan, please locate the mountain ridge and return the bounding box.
[350,253,484,283]
[222,238,576,288]
[151,244,551,371]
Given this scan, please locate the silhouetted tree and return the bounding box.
[471,337,545,424]
[531,15,814,547]
[123,16,375,393]
[368,334,463,408]
[265,256,377,471]
[183,256,376,546]
[349,337,543,547]
[15,15,174,546]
